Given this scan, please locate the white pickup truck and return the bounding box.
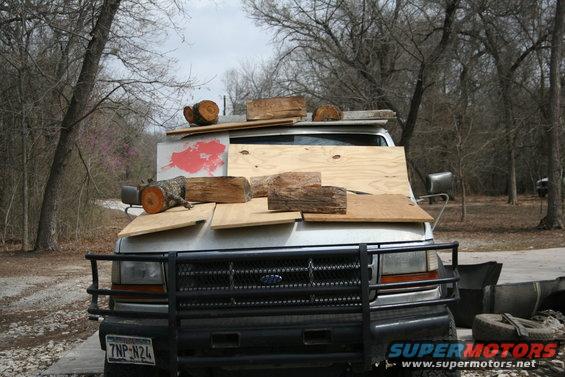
[86,114,460,377]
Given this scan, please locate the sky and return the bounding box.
[166,0,276,111]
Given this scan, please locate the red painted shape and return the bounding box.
[165,139,226,175]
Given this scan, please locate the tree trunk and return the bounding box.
[540,0,564,229]
[499,78,518,205]
[35,0,122,251]
[398,0,460,153]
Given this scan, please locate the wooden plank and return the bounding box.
[186,176,252,203]
[268,186,347,214]
[165,118,298,136]
[303,194,433,223]
[211,198,301,230]
[118,203,216,238]
[246,96,306,121]
[250,172,321,198]
[228,145,411,196]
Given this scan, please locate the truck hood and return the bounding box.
[117,218,431,253]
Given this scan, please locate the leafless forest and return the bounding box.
[0,0,564,252]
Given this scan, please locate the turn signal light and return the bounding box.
[380,270,439,284]
[111,284,165,300]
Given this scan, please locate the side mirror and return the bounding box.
[426,172,454,196]
[121,185,141,205]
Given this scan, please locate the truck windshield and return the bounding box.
[230,134,387,146]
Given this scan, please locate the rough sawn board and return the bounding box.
[166,118,298,136]
[303,194,433,223]
[118,203,216,237]
[211,197,301,229]
[228,145,411,196]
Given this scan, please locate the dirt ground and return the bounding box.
[0,196,564,376]
[0,210,127,377]
[422,195,565,251]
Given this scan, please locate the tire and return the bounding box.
[472,314,555,341]
[389,310,460,377]
[104,359,165,377]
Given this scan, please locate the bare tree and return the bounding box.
[539,0,564,229]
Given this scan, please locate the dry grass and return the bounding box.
[423,195,565,251]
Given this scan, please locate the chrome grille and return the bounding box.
[176,254,366,310]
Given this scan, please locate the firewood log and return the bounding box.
[141,176,191,214]
[186,177,252,203]
[183,105,195,124]
[250,172,322,198]
[192,100,219,126]
[312,105,343,121]
[268,185,347,214]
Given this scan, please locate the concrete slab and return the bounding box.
[39,332,103,376]
[439,247,565,283]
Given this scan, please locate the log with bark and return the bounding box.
[246,96,306,121]
[186,177,252,203]
[250,172,322,198]
[183,105,195,124]
[268,185,347,214]
[312,105,343,121]
[183,100,220,126]
[141,176,191,214]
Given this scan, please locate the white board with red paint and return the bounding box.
[157,133,229,180]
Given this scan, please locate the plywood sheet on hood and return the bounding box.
[211,197,301,229]
[227,145,411,196]
[118,203,216,238]
[303,194,433,223]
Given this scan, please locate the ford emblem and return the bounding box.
[260,274,283,285]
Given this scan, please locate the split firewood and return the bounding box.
[250,172,322,198]
[186,177,252,203]
[312,105,343,121]
[141,176,191,214]
[268,185,347,214]
[246,96,306,121]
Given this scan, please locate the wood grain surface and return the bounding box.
[303,194,433,222]
[118,203,216,237]
[228,145,411,196]
[166,118,298,136]
[211,197,301,229]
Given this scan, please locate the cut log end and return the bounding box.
[313,105,343,121]
[183,106,195,124]
[141,186,166,214]
[194,100,220,124]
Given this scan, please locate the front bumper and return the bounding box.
[100,306,452,370]
[87,242,460,374]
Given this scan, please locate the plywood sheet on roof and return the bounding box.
[118,203,216,238]
[228,145,411,196]
[211,197,301,230]
[303,194,432,223]
[165,118,299,136]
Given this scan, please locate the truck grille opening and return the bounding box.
[175,255,367,310]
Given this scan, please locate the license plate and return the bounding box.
[106,335,155,365]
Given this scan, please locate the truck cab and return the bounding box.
[87,116,460,377]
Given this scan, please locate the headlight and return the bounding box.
[114,261,163,285]
[380,250,428,275]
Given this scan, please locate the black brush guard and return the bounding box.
[86,242,460,376]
